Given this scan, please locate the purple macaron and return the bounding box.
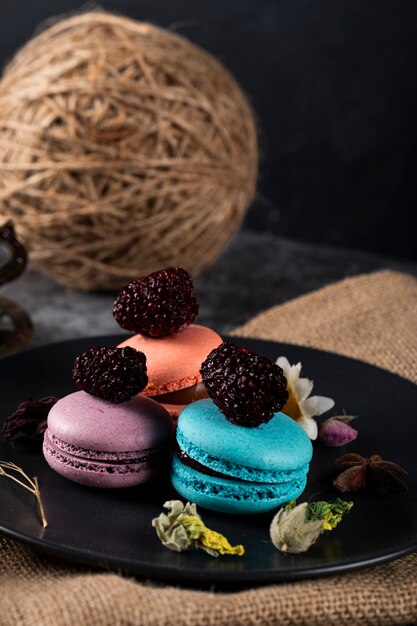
[43,391,172,488]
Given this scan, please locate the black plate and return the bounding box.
[0,335,416,586]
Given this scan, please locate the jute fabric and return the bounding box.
[231,269,417,383]
[1,269,416,626]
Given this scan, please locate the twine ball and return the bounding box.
[0,12,258,290]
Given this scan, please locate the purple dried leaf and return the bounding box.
[1,396,57,446]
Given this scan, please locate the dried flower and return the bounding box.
[270,498,353,553]
[319,414,358,447]
[152,500,244,557]
[0,461,48,527]
[276,356,334,440]
[319,453,408,493]
[1,396,57,446]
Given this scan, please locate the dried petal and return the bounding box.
[270,498,353,554]
[302,395,335,418]
[297,414,319,440]
[270,502,323,553]
[152,500,244,557]
[276,356,334,441]
[319,417,358,447]
[1,396,57,446]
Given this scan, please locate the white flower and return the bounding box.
[276,356,335,440]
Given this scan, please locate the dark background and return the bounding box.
[1,0,416,261]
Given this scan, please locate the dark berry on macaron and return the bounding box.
[112,267,199,338]
[200,341,288,427]
[72,346,148,404]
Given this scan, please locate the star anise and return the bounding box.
[319,453,408,494]
[1,396,57,446]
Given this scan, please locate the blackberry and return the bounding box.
[113,267,198,338]
[200,341,288,427]
[72,346,148,404]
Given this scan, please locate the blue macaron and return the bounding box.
[171,398,313,514]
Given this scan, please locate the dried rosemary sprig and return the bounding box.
[0,461,48,528]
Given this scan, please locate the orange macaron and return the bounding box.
[113,267,222,419]
[118,324,222,418]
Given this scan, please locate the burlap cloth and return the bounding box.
[1,269,416,626]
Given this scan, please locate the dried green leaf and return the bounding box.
[306,498,353,529]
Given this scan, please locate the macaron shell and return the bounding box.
[176,429,309,483]
[117,324,222,395]
[43,439,162,488]
[177,399,313,472]
[47,391,172,453]
[44,390,172,488]
[171,455,307,514]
